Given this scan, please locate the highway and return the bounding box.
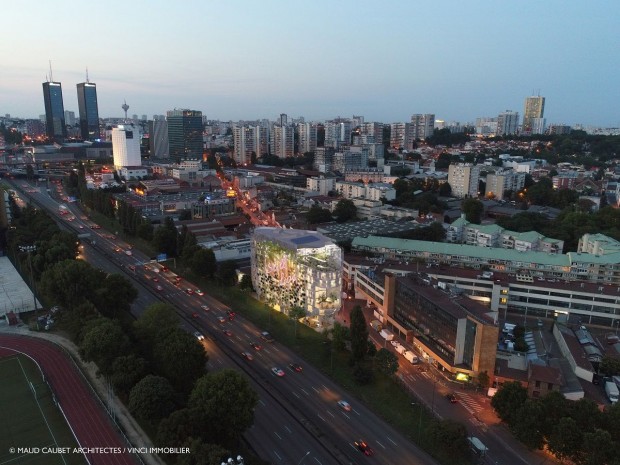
[11,179,439,465]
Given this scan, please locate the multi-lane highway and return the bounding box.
[10,179,439,465]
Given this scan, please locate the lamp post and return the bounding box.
[615,319,620,336]
[297,451,310,465]
[19,245,38,328]
[221,455,244,465]
[431,378,438,415]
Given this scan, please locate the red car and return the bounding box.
[250,342,262,351]
[355,440,374,456]
[223,329,233,337]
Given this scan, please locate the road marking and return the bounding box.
[259,399,266,406]
[376,440,385,449]
[284,425,291,433]
[292,391,300,399]
[341,412,350,420]
[322,384,330,391]
[312,386,319,393]
[317,414,325,422]
[273,450,281,460]
[301,388,309,396]
[387,436,397,446]
[353,408,360,416]
[274,431,282,440]
[313,458,322,465]
[327,410,335,418]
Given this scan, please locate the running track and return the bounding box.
[0,334,138,465]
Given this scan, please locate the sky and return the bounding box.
[2,1,619,126]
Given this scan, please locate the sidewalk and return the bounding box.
[0,321,165,465]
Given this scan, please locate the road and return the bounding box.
[12,179,438,465]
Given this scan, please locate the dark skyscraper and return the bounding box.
[167,109,203,163]
[42,81,66,140]
[77,82,100,140]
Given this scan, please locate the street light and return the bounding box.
[221,456,244,465]
[297,451,310,465]
[19,245,39,329]
[614,319,620,336]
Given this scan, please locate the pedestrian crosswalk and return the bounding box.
[457,392,485,416]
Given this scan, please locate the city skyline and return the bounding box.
[2,1,618,126]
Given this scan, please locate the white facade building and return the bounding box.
[410,114,435,140]
[112,124,141,168]
[298,122,318,154]
[251,228,342,323]
[485,169,526,200]
[448,163,481,198]
[496,111,520,136]
[307,177,336,196]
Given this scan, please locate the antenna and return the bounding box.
[122,99,130,120]
[86,67,89,83]
[49,60,54,82]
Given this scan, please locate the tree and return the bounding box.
[128,375,177,422]
[476,371,490,390]
[239,274,253,291]
[151,216,178,257]
[425,419,470,462]
[157,408,202,448]
[306,204,333,224]
[581,429,616,465]
[461,198,484,224]
[288,306,306,338]
[438,182,452,197]
[188,370,259,447]
[547,417,583,463]
[153,329,208,394]
[511,399,545,450]
[134,303,180,348]
[217,260,237,286]
[352,364,373,385]
[375,348,399,376]
[79,318,130,375]
[331,322,349,352]
[600,355,620,376]
[57,301,99,341]
[110,354,149,395]
[349,305,369,362]
[176,439,231,465]
[333,199,357,223]
[39,259,106,311]
[491,381,528,425]
[189,247,217,278]
[94,273,138,319]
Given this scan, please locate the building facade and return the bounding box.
[251,228,342,323]
[42,81,66,140]
[76,82,100,140]
[167,109,203,163]
[112,124,141,168]
[149,118,169,159]
[448,163,481,198]
[523,96,545,134]
[496,111,520,136]
[270,124,294,158]
[485,169,526,200]
[298,122,318,154]
[410,114,435,140]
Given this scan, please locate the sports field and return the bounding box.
[0,355,86,465]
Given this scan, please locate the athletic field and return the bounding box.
[0,355,86,465]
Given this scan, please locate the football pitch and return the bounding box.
[0,355,86,465]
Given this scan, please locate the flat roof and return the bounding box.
[253,227,337,250]
[0,256,41,315]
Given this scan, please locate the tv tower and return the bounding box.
[122,99,129,120]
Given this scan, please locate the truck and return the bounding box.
[403,351,419,364]
[395,344,406,355]
[605,381,619,404]
[467,437,488,457]
[379,329,394,341]
[370,320,382,332]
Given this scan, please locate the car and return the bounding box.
[445,393,458,403]
[271,367,285,377]
[128,265,136,271]
[217,316,226,324]
[260,331,274,342]
[186,288,194,295]
[152,277,159,282]
[227,310,236,320]
[155,285,163,292]
[223,329,233,337]
[417,365,428,372]
[125,250,132,256]
[194,331,205,341]
[114,247,121,253]
[191,312,199,319]
[390,340,401,347]
[355,440,373,456]
[195,289,204,296]
[201,305,210,311]
[338,400,352,411]
[289,363,303,372]
[250,342,262,351]
[78,225,84,229]
[241,352,254,361]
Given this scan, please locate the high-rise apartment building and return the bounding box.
[233,125,261,165]
[76,82,100,140]
[522,96,545,134]
[167,109,203,163]
[149,119,169,159]
[42,81,66,140]
[298,122,318,154]
[390,122,412,150]
[270,124,294,158]
[64,110,76,127]
[448,163,481,198]
[112,124,141,168]
[485,170,526,200]
[360,122,384,144]
[314,147,335,173]
[496,111,520,136]
[410,114,435,140]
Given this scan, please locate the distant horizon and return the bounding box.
[2,1,618,127]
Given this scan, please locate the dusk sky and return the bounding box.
[2,1,618,126]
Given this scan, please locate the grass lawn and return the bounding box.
[0,355,86,465]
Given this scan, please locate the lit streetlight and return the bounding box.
[297,451,310,465]
[19,245,39,328]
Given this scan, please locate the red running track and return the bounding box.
[0,334,138,465]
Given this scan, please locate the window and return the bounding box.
[535,380,540,388]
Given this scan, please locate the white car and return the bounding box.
[201,305,210,311]
[193,331,205,341]
[337,400,352,411]
[271,367,285,377]
[390,340,401,347]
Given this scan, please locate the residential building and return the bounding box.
[522,96,545,134]
[298,122,318,154]
[485,169,526,200]
[332,145,369,173]
[42,81,66,140]
[335,181,396,202]
[233,125,255,165]
[250,227,342,324]
[360,122,384,144]
[314,147,335,173]
[167,109,203,163]
[76,82,100,140]
[410,114,435,140]
[496,111,520,136]
[112,124,141,168]
[64,110,76,127]
[448,163,481,198]
[390,122,412,150]
[307,176,336,196]
[270,124,294,158]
